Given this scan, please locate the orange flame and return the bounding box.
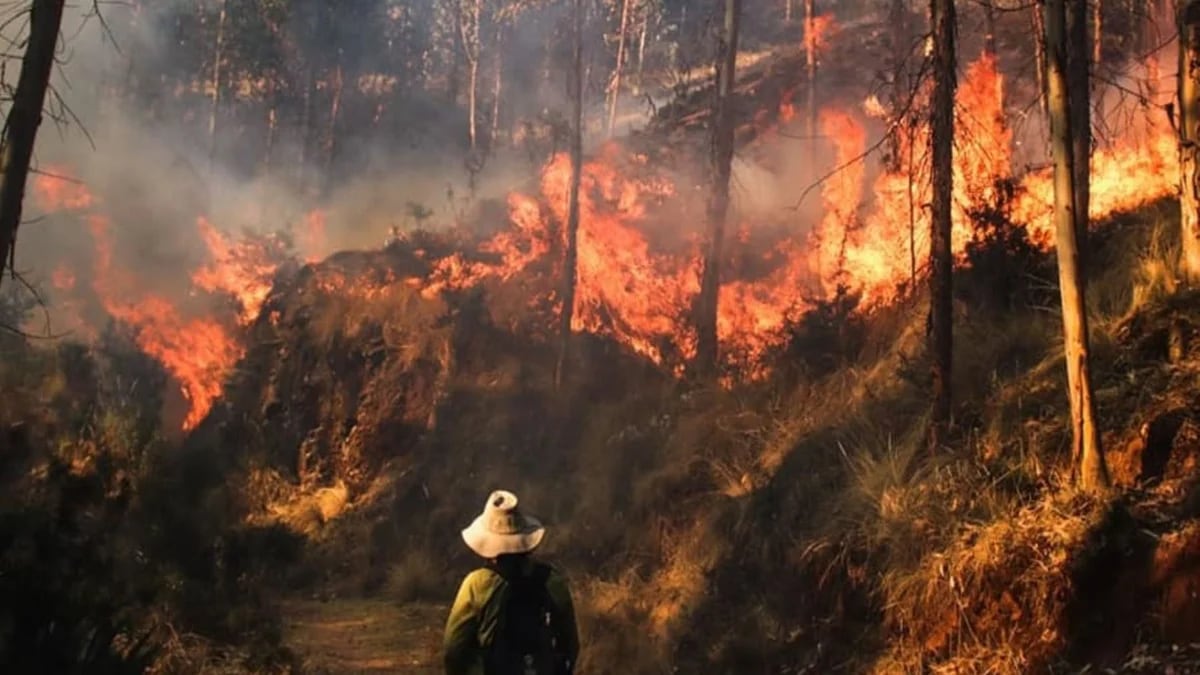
[191,217,279,326]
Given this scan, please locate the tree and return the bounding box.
[207,0,228,168]
[457,0,484,154]
[0,0,67,289]
[606,0,633,137]
[1179,0,1200,284]
[929,0,956,451]
[555,0,585,391]
[695,0,742,374]
[1066,0,1090,251]
[1044,0,1110,492]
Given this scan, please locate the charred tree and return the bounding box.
[555,0,585,391]
[695,0,742,374]
[0,0,67,287]
[607,0,633,137]
[1179,0,1200,284]
[929,0,956,451]
[1067,0,1091,250]
[1044,0,1110,492]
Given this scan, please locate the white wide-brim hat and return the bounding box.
[461,490,546,558]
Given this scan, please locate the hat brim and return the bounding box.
[461,514,546,558]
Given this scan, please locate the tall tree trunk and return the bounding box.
[459,0,482,153]
[1067,0,1091,251]
[1045,0,1110,492]
[786,0,794,22]
[889,0,910,172]
[607,0,633,138]
[491,25,504,151]
[1094,0,1103,65]
[0,0,66,286]
[1180,0,1200,283]
[556,0,585,391]
[1033,2,1049,121]
[323,62,344,191]
[468,58,479,152]
[298,66,316,193]
[929,0,956,451]
[264,78,278,180]
[208,0,228,167]
[804,0,818,139]
[695,0,742,374]
[634,5,649,96]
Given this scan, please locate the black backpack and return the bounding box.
[482,563,571,675]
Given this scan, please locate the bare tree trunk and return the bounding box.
[468,59,479,152]
[889,0,910,172]
[1180,0,1200,283]
[1033,2,1049,121]
[634,5,650,96]
[556,0,585,391]
[786,0,794,21]
[324,63,344,186]
[1045,0,1110,492]
[208,0,228,167]
[298,67,315,192]
[607,0,633,138]
[929,0,956,451]
[908,124,917,291]
[695,0,742,374]
[1067,0,1091,250]
[0,0,66,286]
[458,0,482,153]
[805,0,818,139]
[491,25,504,151]
[264,79,278,180]
[1094,0,1103,65]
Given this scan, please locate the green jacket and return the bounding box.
[443,561,579,675]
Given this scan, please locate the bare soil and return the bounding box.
[282,599,446,674]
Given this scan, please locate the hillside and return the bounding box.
[2,1,1199,673]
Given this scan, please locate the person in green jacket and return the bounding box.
[444,490,579,675]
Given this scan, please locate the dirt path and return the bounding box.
[282,598,445,673]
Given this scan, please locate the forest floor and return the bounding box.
[281,598,445,674]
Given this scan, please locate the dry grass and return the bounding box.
[874,491,1110,674]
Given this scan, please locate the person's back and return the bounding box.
[444,491,579,675]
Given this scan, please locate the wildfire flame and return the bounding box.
[33,168,254,431]
[23,43,1180,426]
